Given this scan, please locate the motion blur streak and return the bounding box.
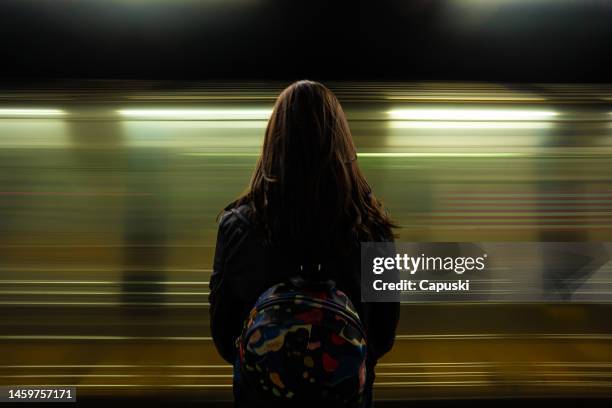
[388,122,553,130]
[0,109,65,117]
[387,108,558,121]
[1,81,612,402]
[117,109,272,120]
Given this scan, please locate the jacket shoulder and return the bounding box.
[218,203,254,234]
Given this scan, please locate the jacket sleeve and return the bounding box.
[364,300,400,360]
[208,212,244,364]
[363,234,401,361]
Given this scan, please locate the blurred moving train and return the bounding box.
[1,81,612,403]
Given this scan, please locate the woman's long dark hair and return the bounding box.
[227,80,396,259]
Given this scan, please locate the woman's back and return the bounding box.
[208,80,399,407]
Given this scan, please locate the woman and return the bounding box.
[209,80,399,407]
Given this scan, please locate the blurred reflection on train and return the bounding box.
[1,82,612,402]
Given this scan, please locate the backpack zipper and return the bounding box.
[252,294,367,341]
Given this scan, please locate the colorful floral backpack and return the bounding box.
[235,271,368,407]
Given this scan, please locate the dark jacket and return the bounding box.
[209,203,400,406]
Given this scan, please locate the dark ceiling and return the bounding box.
[1,0,611,82]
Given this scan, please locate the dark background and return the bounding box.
[1,0,611,82]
